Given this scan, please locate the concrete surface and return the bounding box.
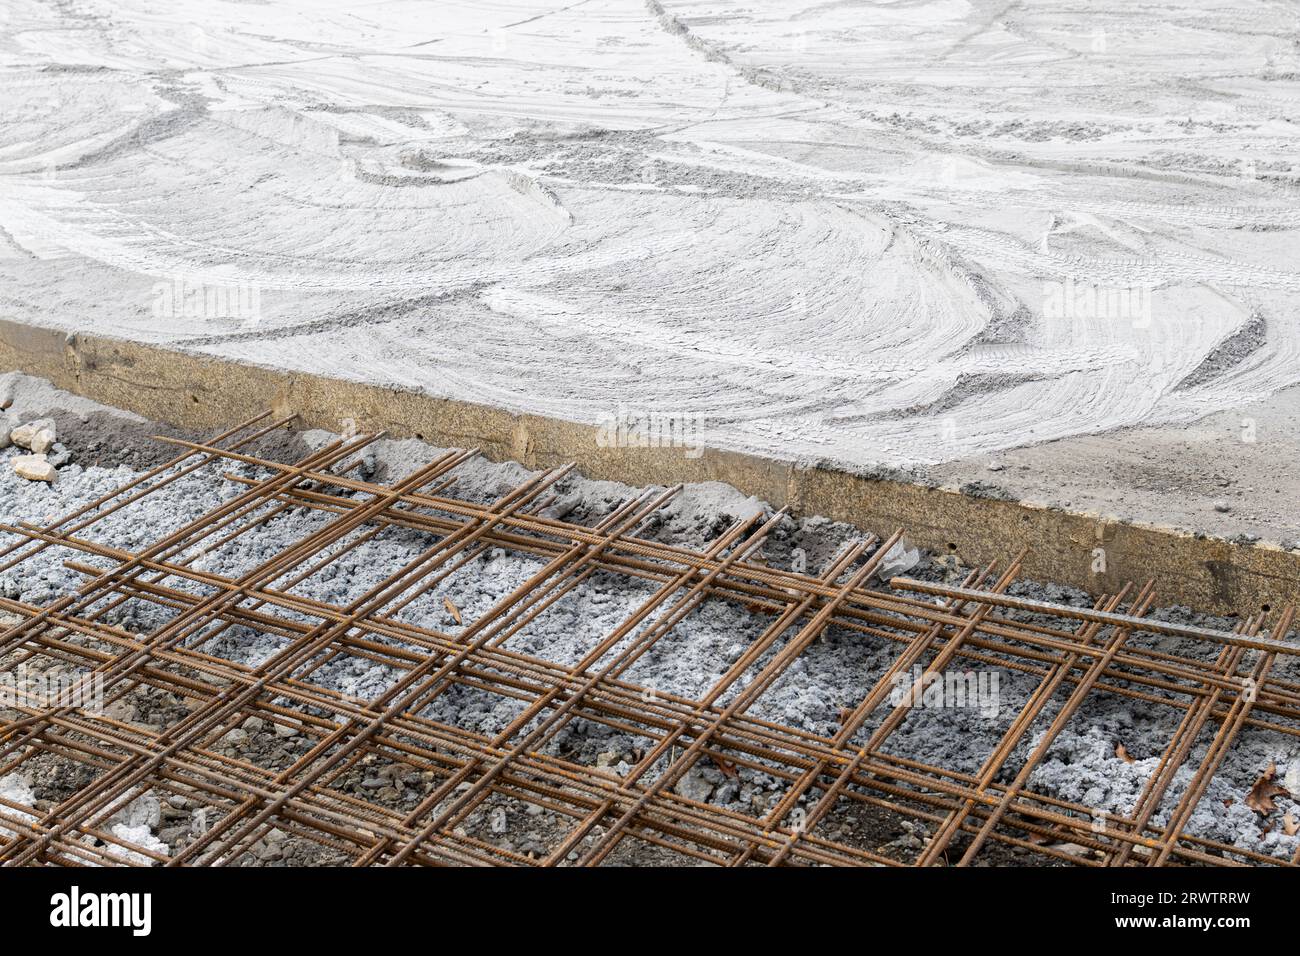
[2,0,1299,473]
[931,382,1300,545]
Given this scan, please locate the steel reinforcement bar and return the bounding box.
[0,414,1296,867]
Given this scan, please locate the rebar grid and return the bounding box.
[0,413,1296,867]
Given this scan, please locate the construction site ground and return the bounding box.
[1,372,1297,868]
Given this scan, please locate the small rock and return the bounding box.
[1213,500,1231,513]
[885,831,924,851]
[13,455,56,483]
[1048,842,1096,858]
[47,443,71,468]
[10,419,53,450]
[673,769,715,804]
[29,428,55,455]
[9,424,36,449]
[274,721,300,738]
[158,825,187,846]
[114,792,162,830]
[356,450,377,479]
[221,728,249,748]
[242,716,265,734]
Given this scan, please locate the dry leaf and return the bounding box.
[443,597,462,625]
[1245,761,1292,816]
[1115,743,1135,764]
[711,754,739,780]
[838,706,853,727]
[1284,813,1299,836]
[1223,798,1234,809]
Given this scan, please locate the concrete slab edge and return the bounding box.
[2,317,1294,617]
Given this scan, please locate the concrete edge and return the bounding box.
[2,317,1296,617]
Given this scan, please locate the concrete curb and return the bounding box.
[2,317,1295,616]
